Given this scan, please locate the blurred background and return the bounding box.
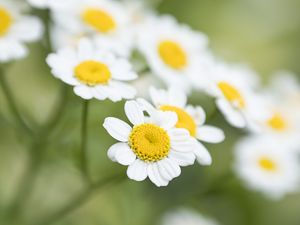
[0,0,300,225]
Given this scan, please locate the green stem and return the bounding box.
[0,67,33,136]
[33,174,124,225]
[80,100,89,179]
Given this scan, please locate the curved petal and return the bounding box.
[73,85,93,100]
[185,105,206,125]
[115,144,136,166]
[157,158,181,181]
[168,128,190,143]
[168,151,196,167]
[196,125,225,143]
[168,86,187,108]
[125,100,144,125]
[107,142,125,162]
[152,111,178,131]
[194,141,212,166]
[103,117,132,142]
[147,163,169,187]
[127,159,148,181]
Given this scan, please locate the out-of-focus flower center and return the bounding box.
[258,157,277,172]
[74,60,111,85]
[218,82,245,108]
[160,105,197,137]
[129,124,170,162]
[0,7,12,36]
[82,8,116,33]
[267,112,287,131]
[158,40,187,69]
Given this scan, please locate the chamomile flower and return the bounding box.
[103,100,197,187]
[0,0,42,62]
[234,136,300,199]
[207,65,265,130]
[145,87,225,165]
[161,208,220,225]
[46,38,137,102]
[137,15,210,92]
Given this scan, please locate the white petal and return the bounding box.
[107,142,125,162]
[168,151,196,166]
[147,163,169,187]
[103,117,132,142]
[153,111,178,130]
[73,85,93,100]
[171,135,195,153]
[157,158,181,180]
[77,38,94,60]
[216,99,246,128]
[115,144,136,166]
[168,128,190,142]
[11,16,43,41]
[168,86,187,108]
[185,105,206,125]
[194,141,212,166]
[127,159,148,181]
[196,125,225,143]
[108,81,136,100]
[125,100,144,125]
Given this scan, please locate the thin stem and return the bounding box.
[0,67,33,136]
[33,174,124,225]
[80,100,89,179]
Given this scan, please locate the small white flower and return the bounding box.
[142,87,225,165]
[137,15,210,92]
[47,38,137,102]
[161,208,220,225]
[103,100,197,187]
[234,135,300,199]
[207,63,265,130]
[0,0,43,62]
[50,0,134,55]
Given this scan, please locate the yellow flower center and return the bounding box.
[160,105,197,137]
[74,60,111,85]
[0,7,12,36]
[267,112,287,131]
[258,157,277,172]
[158,40,187,69]
[129,124,171,162]
[82,8,116,33]
[218,82,245,108]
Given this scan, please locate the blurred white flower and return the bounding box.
[161,208,220,225]
[0,0,43,62]
[47,38,137,102]
[103,100,197,187]
[144,87,225,165]
[234,135,300,199]
[137,15,211,92]
[207,63,266,130]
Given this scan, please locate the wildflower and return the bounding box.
[103,100,196,186]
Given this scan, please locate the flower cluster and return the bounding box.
[2,0,298,197]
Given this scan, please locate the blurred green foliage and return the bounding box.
[0,0,300,225]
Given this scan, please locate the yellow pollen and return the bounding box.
[218,82,245,108]
[158,40,187,69]
[129,124,171,162]
[258,157,277,172]
[267,112,287,131]
[160,105,197,137]
[74,60,111,85]
[0,7,12,36]
[82,8,116,33]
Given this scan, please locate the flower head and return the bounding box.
[47,38,137,101]
[103,100,197,186]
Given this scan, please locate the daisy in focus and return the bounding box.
[206,64,265,130]
[137,15,210,92]
[0,0,42,62]
[103,100,197,187]
[161,208,220,225]
[143,87,225,165]
[234,136,300,199]
[47,38,137,101]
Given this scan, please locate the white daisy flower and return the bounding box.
[0,0,43,62]
[137,15,210,92]
[143,87,225,165]
[207,64,266,130]
[234,135,300,199]
[161,208,220,225]
[103,100,197,187]
[46,38,137,102]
